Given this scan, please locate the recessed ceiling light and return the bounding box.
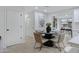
[44,9,47,12]
[34,6,39,10]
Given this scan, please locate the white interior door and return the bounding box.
[6,10,22,46]
[0,7,5,49]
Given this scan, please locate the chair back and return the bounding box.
[58,31,65,43]
[34,32,42,44]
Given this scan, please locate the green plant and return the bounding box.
[46,23,51,26]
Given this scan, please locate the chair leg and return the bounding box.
[36,44,42,51]
[40,44,43,50]
[58,43,62,52]
[58,47,62,52]
[34,43,42,51]
[62,42,65,52]
[58,42,65,52]
[62,42,65,48]
[34,42,36,49]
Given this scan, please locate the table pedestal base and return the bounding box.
[43,40,54,47]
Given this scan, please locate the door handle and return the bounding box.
[0,36,1,40]
[6,29,10,31]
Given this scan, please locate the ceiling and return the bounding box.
[24,6,78,13]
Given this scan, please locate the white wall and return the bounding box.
[24,9,35,38]
[72,8,79,37]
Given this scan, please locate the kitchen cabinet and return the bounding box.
[74,8,79,22]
